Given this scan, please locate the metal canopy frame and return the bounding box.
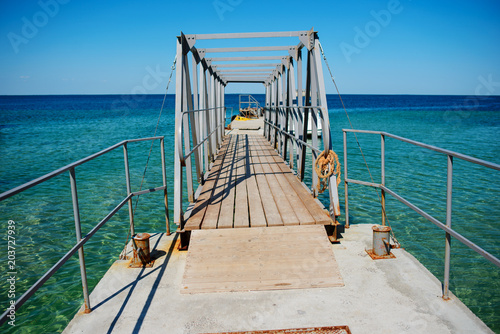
[174,29,337,248]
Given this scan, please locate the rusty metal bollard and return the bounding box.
[372,225,391,256]
[130,233,151,267]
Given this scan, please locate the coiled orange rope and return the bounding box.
[314,150,341,193]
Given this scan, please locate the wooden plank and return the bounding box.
[248,136,283,226]
[217,135,239,229]
[252,139,299,225]
[233,135,250,228]
[256,137,332,225]
[257,139,316,225]
[181,225,343,294]
[245,135,267,228]
[189,223,321,237]
[184,137,231,231]
[201,136,237,229]
[253,140,313,225]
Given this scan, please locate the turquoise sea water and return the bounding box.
[0,94,499,333]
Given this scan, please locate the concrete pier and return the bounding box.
[63,224,493,334]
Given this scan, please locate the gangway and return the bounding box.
[174,29,341,248]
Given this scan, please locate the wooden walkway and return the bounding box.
[182,225,344,293]
[184,134,333,231]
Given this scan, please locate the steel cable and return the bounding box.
[318,42,400,248]
[119,56,177,260]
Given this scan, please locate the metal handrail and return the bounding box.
[239,94,262,112]
[0,136,164,202]
[0,136,168,326]
[343,129,500,300]
[175,106,226,167]
[262,105,340,218]
[264,120,321,154]
[264,105,329,155]
[342,129,500,171]
[379,185,500,267]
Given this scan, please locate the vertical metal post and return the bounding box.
[69,167,91,313]
[160,138,170,235]
[123,143,134,235]
[275,75,280,150]
[343,131,349,228]
[182,52,201,195]
[215,81,219,147]
[199,65,209,174]
[309,49,319,197]
[443,155,453,300]
[301,50,312,183]
[212,76,218,151]
[215,80,220,148]
[283,63,291,162]
[275,76,280,150]
[202,67,211,169]
[173,36,184,227]
[281,65,287,157]
[289,58,297,170]
[218,82,222,145]
[296,49,304,179]
[312,37,332,152]
[192,54,203,180]
[181,52,195,203]
[221,83,225,141]
[265,84,270,139]
[209,74,216,160]
[381,134,386,226]
[273,78,277,147]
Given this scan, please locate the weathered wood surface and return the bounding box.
[184,134,333,231]
[181,225,344,293]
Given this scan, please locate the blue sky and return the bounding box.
[0,0,499,95]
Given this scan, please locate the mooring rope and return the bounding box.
[119,55,177,260]
[314,150,341,193]
[318,41,400,248]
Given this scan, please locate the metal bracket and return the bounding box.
[288,46,297,60]
[276,64,282,75]
[180,32,194,54]
[281,56,290,69]
[198,49,206,60]
[185,34,196,49]
[299,27,315,51]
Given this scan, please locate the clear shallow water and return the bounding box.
[0,94,499,333]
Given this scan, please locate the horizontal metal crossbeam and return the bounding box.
[222,73,271,76]
[184,31,308,40]
[225,78,267,82]
[210,56,285,62]
[217,69,273,73]
[204,46,292,53]
[215,63,278,68]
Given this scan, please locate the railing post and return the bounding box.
[443,154,453,300]
[69,167,91,313]
[300,107,309,182]
[343,131,349,228]
[174,36,184,228]
[123,142,134,236]
[160,138,170,235]
[381,134,386,226]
